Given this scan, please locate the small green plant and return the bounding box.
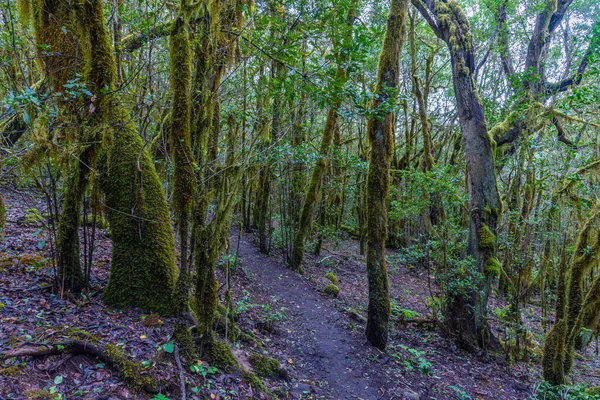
[390,299,420,320]
[190,361,218,377]
[24,208,44,224]
[235,290,259,314]
[532,381,600,399]
[449,385,471,400]
[389,344,432,375]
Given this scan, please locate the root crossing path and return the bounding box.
[236,234,391,399]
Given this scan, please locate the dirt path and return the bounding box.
[236,235,390,399]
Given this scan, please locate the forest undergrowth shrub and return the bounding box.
[533,381,600,399]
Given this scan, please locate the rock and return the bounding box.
[403,389,420,400]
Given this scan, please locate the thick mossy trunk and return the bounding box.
[79,0,177,315]
[364,0,408,350]
[100,121,177,315]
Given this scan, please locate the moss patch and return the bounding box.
[484,256,501,278]
[324,283,340,297]
[249,352,280,378]
[205,340,239,372]
[64,327,100,343]
[324,272,338,283]
[25,389,53,400]
[104,344,156,391]
[0,365,23,376]
[173,324,197,362]
[241,369,269,393]
[479,224,496,249]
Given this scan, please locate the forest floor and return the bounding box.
[1,186,599,399]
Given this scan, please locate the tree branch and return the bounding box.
[411,0,442,39]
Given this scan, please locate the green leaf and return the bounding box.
[151,394,170,400]
[54,375,63,384]
[162,342,174,353]
[57,344,65,350]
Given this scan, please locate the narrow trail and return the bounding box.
[236,234,390,399]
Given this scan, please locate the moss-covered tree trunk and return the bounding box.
[169,13,195,311]
[364,0,408,350]
[26,0,87,293]
[55,159,86,293]
[415,0,502,352]
[543,212,600,384]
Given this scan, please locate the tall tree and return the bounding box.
[413,0,502,351]
[364,0,409,350]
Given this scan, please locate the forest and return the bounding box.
[0,0,599,398]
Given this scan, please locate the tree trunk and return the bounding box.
[364,0,409,350]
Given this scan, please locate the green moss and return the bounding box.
[65,327,100,343]
[169,16,195,218]
[0,365,23,376]
[104,344,156,391]
[25,389,52,400]
[205,340,239,372]
[484,256,501,278]
[249,352,280,378]
[7,334,18,347]
[241,370,269,393]
[173,325,197,361]
[324,272,338,283]
[324,284,340,297]
[100,122,178,315]
[479,224,496,249]
[542,318,566,385]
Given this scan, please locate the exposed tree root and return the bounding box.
[0,340,159,394]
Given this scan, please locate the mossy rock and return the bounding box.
[324,284,339,297]
[324,272,338,284]
[205,340,239,372]
[249,352,281,378]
